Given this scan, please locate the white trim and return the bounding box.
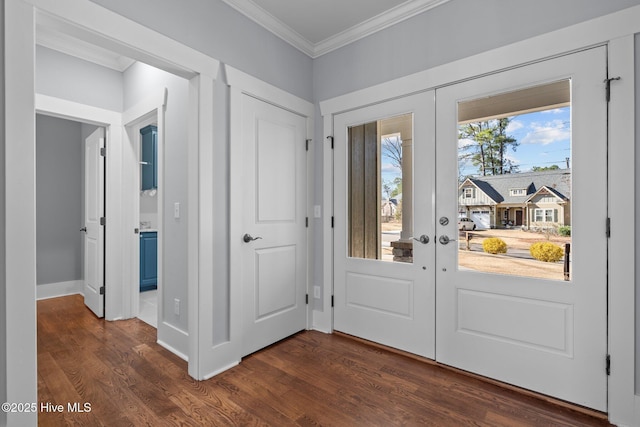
[32,1,218,78]
[157,321,189,362]
[122,101,164,328]
[35,94,125,322]
[320,4,640,115]
[313,109,335,334]
[221,0,451,58]
[36,24,135,72]
[320,7,639,425]
[313,0,451,58]
[607,35,636,427]
[202,361,240,381]
[225,65,314,378]
[226,65,315,117]
[5,2,38,422]
[36,280,83,300]
[219,0,315,57]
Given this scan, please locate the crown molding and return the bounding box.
[36,23,136,72]
[220,0,315,56]
[221,0,451,58]
[314,0,451,57]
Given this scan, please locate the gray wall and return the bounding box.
[123,62,190,333]
[36,115,84,285]
[89,0,313,102]
[36,45,123,112]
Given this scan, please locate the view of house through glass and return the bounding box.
[457,80,572,281]
[348,113,413,263]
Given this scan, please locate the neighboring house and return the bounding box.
[380,198,397,221]
[458,169,571,230]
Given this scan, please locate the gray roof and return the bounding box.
[467,169,571,204]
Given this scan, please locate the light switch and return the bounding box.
[174,202,180,219]
[314,205,321,218]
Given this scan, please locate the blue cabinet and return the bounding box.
[141,125,157,190]
[140,231,157,291]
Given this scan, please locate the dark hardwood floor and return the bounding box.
[37,295,612,426]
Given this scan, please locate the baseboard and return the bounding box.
[157,321,189,361]
[37,280,83,300]
[202,360,240,380]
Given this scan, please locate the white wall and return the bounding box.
[36,45,123,112]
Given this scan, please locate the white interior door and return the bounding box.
[435,47,608,410]
[240,95,308,356]
[84,127,105,318]
[333,91,436,358]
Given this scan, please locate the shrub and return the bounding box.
[482,237,507,254]
[530,242,564,262]
[558,226,571,237]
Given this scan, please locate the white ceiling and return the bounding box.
[222,0,451,57]
[35,0,451,70]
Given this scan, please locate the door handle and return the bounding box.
[439,235,456,245]
[243,233,262,243]
[413,235,430,244]
[80,227,87,233]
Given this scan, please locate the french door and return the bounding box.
[334,47,608,410]
[333,92,436,358]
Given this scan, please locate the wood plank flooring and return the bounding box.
[37,295,612,426]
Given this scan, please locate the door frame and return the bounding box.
[215,65,314,376]
[122,90,165,324]
[319,8,637,425]
[35,95,120,316]
[5,0,220,421]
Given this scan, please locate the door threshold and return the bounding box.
[333,331,608,422]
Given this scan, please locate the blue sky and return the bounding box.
[380,106,571,195]
[458,106,571,177]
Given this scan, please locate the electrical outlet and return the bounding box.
[174,298,180,315]
[314,286,320,299]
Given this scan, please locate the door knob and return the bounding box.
[413,235,430,244]
[243,233,262,243]
[439,235,456,245]
[80,227,87,233]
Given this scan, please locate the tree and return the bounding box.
[459,118,519,176]
[531,164,560,171]
[382,136,402,170]
[390,177,402,198]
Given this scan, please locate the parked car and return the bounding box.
[458,217,476,230]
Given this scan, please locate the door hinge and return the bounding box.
[331,216,334,228]
[606,217,611,238]
[100,147,106,157]
[331,295,334,307]
[306,139,311,151]
[306,294,309,305]
[99,286,105,295]
[100,217,106,226]
[604,77,621,102]
[326,136,334,149]
[606,354,611,375]
[306,217,309,228]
